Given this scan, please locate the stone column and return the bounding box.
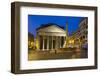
[52,36,53,50]
[58,36,59,48]
[60,36,62,48]
[63,36,66,47]
[56,36,58,49]
[38,36,40,50]
[43,36,44,51]
[55,36,57,49]
[47,36,49,50]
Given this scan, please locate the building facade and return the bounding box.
[28,32,34,49]
[66,18,88,48]
[36,24,66,51]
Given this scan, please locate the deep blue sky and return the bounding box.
[28,15,84,37]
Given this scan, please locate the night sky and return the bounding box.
[28,15,84,37]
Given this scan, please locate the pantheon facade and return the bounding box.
[36,23,66,50]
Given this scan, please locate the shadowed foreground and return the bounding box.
[28,48,87,60]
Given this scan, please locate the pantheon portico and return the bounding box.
[36,23,66,51]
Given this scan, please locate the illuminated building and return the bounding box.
[36,23,66,50]
[28,32,34,49]
[66,18,88,48]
